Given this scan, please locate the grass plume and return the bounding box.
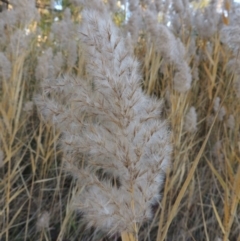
[0,1,239,241]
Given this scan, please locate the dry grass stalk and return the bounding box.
[0,1,240,241]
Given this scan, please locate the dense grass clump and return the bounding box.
[0,1,239,241]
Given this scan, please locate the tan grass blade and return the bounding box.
[0,201,27,237]
[205,158,227,190]
[197,173,210,241]
[156,171,170,240]
[223,160,240,241]
[121,232,138,241]
[157,112,217,241]
[211,198,226,234]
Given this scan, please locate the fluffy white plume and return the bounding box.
[36,9,172,234]
[184,106,197,133]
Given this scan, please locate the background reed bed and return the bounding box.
[0,0,239,240]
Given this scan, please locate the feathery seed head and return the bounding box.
[184,107,197,133]
[227,114,235,130]
[36,8,172,235]
[36,211,50,231]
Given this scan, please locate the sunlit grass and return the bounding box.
[0,1,239,241]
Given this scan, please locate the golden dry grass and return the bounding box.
[0,5,240,241]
